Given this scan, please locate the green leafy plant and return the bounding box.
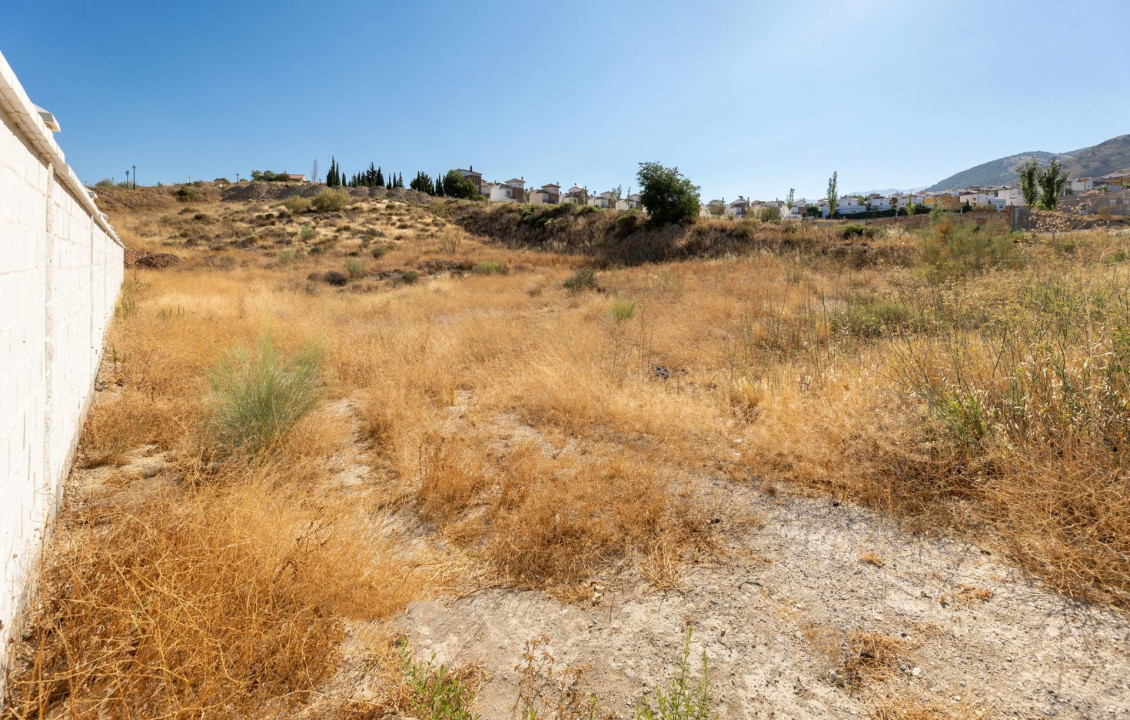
[207,334,324,452]
[635,626,715,720]
[399,640,480,720]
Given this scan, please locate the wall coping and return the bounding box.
[0,50,123,247]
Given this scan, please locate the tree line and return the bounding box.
[319,156,481,200]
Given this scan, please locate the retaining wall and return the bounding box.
[0,49,123,691]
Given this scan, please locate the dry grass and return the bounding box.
[839,631,906,688]
[8,193,1130,716]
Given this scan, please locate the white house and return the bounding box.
[835,196,867,216]
[994,186,1024,207]
[487,178,526,203]
[1071,177,1094,194]
[626,193,643,211]
[587,187,614,207]
[867,195,891,212]
[988,197,1008,210]
[959,191,990,206]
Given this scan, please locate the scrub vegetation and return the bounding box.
[5,183,1130,718]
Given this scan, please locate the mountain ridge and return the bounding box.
[927,134,1130,191]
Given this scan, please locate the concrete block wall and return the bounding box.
[0,49,123,689]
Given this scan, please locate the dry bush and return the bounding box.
[5,477,420,719]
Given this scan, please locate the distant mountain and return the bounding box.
[927,134,1130,191]
[846,186,927,197]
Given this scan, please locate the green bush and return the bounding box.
[281,196,311,214]
[616,212,642,233]
[208,335,324,453]
[758,206,781,222]
[345,258,366,280]
[578,204,597,216]
[299,225,317,242]
[610,299,637,321]
[563,267,598,292]
[311,189,349,213]
[402,271,419,285]
[841,224,876,239]
[472,261,507,275]
[176,187,198,203]
[637,162,701,227]
[276,249,299,266]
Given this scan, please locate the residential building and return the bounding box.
[590,190,616,209]
[959,191,990,206]
[626,193,643,211]
[282,173,306,182]
[835,196,867,215]
[563,184,588,205]
[867,195,891,212]
[529,183,561,205]
[702,198,726,217]
[727,196,751,217]
[994,186,1024,207]
[1071,177,1094,194]
[456,167,484,195]
[489,178,526,203]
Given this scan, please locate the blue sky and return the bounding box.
[2,0,1127,201]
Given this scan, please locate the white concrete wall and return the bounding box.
[0,50,123,688]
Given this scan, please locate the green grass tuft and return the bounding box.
[208,334,324,453]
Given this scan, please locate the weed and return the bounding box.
[513,636,612,720]
[610,299,637,322]
[300,225,317,241]
[473,260,508,275]
[635,626,715,720]
[841,224,876,239]
[564,267,598,292]
[399,640,480,720]
[207,334,325,452]
[345,257,366,280]
[277,248,299,266]
[402,271,419,285]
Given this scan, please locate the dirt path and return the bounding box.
[395,481,1130,719]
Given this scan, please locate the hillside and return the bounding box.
[928,134,1130,190]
